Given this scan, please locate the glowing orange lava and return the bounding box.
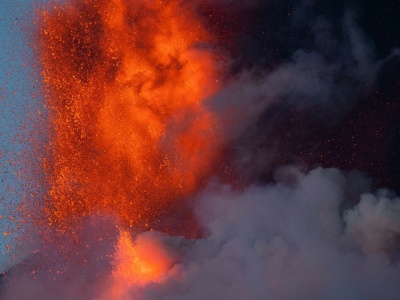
[39,0,221,232]
[113,231,172,284]
[102,230,174,298]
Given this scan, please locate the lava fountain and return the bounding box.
[39,0,222,236]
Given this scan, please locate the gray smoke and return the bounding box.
[3,168,400,299]
[110,167,400,300]
[212,12,375,139]
[206,4,389,181]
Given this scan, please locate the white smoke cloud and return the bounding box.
[344,192,400,255]
[104,167,400,300]
[4,168,400,299]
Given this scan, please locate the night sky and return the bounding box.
[203,0,400,192]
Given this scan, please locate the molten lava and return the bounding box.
[113,231,172,284]
[39,0,221,233]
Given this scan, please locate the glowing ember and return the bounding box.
[39,0,222,232]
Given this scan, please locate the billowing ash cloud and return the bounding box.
[3,168,400,300]
[107,168,400,300]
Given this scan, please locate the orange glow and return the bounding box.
[38,0,221,232]
[100,230,174,299]
[115,231,173,283]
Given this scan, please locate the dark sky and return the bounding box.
[202,0,400,193]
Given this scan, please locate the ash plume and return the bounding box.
[120,168,400,300]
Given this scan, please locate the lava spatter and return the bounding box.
[39,0,222,234]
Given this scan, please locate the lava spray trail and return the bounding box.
[39,0,222,234]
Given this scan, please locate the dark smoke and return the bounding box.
[204,0,400,191]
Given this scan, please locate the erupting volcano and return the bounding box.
[2,0,400,299]
[39,0,222,234]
